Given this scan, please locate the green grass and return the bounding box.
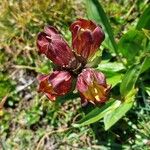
[0,0,150,149]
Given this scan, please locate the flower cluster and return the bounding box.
[37,18,111,105]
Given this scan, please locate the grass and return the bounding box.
[0,0,150,149]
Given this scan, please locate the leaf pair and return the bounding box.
[73,89,136,130]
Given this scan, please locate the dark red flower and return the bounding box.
[38,71,72,101]
[76,68,111,105]
[37,26,74,67]
[37,18,110,104]
[70,18,105,60]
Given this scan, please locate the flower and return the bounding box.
[37,25,74,67]
[37,18,110,105]
[76,68,111,105]
[38,71,72,101]
[70,18,105,60]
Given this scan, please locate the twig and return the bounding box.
[0,95,8,109]
[16,79,36,92]
[13,65,38,72]
[124,2,136,20]
[35,127,72,150]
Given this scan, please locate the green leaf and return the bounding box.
[25,108,42,126]
[120,56,150,97]
[97,62,125,74]
[136,5,150,30]
[85,0,118,54]
[140,56,150,74]
[73,99,120,127]
[142,29,150,40]
[118,30,145,63]
[120,65,141,97]
[104,89,136,130]
[145,87,150,96]
[107,74,122,88]
[97,62,124,88]
[0,74,15,99]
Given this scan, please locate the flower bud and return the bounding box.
[37,25,74,67]
[38,71,72,101]
[76,68,111,105]
[70,18,105,60]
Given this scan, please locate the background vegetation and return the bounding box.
[0,0,150,149]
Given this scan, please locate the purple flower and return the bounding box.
[37,18,110,105]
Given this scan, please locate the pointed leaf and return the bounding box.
[104,89,137,130]
[85,0,118,54]
[145,86,150,96]
[107,74,122,88]
[140,56,150,74]
[97,62,125,74]
[118,30,145,64]
[120,65,141,97]
[136,5,150,30]
[73,99,120,127]
[120,56,150,97]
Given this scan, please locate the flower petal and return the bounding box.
[76,68,111,105]
[70,18,105,60]
[38,71,73,101]
[44,25,59,36]
[37,25,74,67]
